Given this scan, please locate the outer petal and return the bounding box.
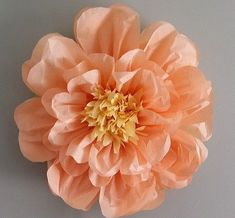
[154,130,208,189]
[168,66,212,141]
[23,34,85,96]
[14,98,56,162]
[99,173,164,218]
[74,4,140,59]
[140,22,199,73]
[180,94,212,141]
[168,66,212,111]
[47,161,99,210]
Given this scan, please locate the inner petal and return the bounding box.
[82,87,141,152]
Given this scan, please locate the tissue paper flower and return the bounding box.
[14,4,212,218]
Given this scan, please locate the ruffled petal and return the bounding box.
[48,119,89,146]
[87,53,116,89]
[43,90,88,121]
[138,109,182,130]
[123,69,171,112]
[180,94,212,141]
[66,53,116,92]
[138,127,171,164]
[99,173,164,218]
[41,88,65,117]
[58,147,89,176]
[115,49,168,92]
[67,69,100,94]
[74,4,140,59]
[154,130,208,189]
[67,134,93,163]
[14,98,56,162]
[47,161,99,210]
[112,70,139,92]
[168,66,212,111]
[116,49,147,72]
[120,143,151,176]
[89,169,111,187]
[121,174,145,187]
[140,22,198,73]
[63,61,91,83]
[23,34,85,96]
[89,144,121,177]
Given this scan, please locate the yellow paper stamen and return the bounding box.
[82,87,141,153]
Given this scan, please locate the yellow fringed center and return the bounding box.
[82,88,141,153]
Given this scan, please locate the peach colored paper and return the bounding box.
[15,4,212,218]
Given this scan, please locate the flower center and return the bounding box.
[82,88,141,152]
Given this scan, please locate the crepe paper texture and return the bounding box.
[14,4,212,218]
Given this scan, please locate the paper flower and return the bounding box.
[14,4,212,218]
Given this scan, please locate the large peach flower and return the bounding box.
[14,4,212,218]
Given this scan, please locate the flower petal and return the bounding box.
[48,119,88,146]
[121,174,144,187]
[115,49,168,88]
[139,127,171,164]
[180,94,212,141]
[138,109,180,126]
[140,22,198,73]
[112,70,138,90]
[67,69,100,94]
[87,53,116,89]
[89,144,121,177]
[74,4,140,59]
[63,61,91,83]
[47,161,99,210]
[41,88,65,117]
[155,130,208,189]
[120,143,151,175]
[116,49,147,72]
[125,69,171,112]
[43,91,88,121]
[14,98,56,162]
[23,34,85,96]
[168,66,212,111]
[89,169,111,187]
[67,134,94,163]
[58,147,89,176]
[99,173,164,218]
